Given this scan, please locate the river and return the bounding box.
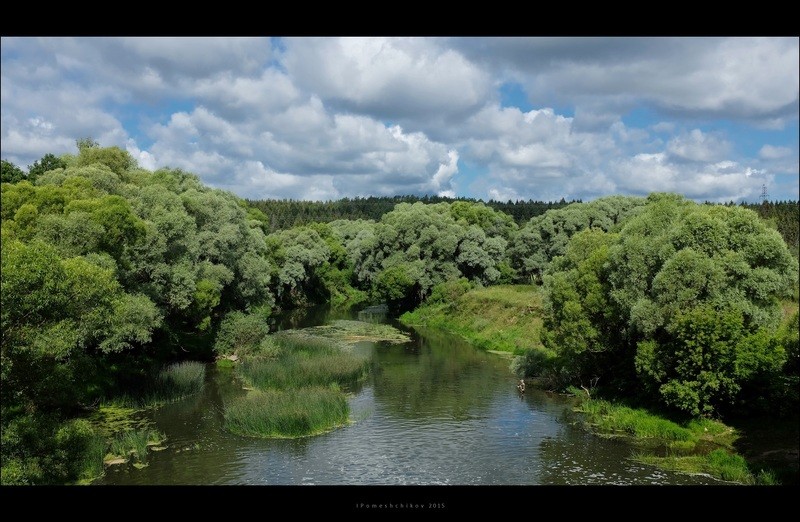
[98,310,721,485]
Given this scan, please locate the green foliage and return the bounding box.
[427,278,473,305]
[341,201,515,312]
[1,142,285,481]
[248,194,573,233]
[779,310,799,375]
[512,346,559,382]
[266,225,332,305]
[74,145,135,175]
[76,137,100,151]
[1,159,26,183]
[153,361,206,402]
[0,415,105,485]
[375,262,423,313]
[739,200,800,259]
[214,311,271,357]
[509,195,646,282]
[224,387,349,439]
[1,239,161,411]
[99,293,162,353]
[28,153,67,182]
[542,194,798,415]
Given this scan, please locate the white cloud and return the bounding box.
[759,144,793,160]
[454,37,799,124]
[666,129,731,163]
[651,121,676,133]
[126,140,157,171]
[614,152,771,202]
[432,149,459,195]
[460,104,620,201]
[142,101,457,200]
[1,37,797,203]
[283,37,490,120]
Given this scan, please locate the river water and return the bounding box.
[98,315,720,485]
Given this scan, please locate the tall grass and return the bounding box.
[76,434,107,483]
[224,388,349,438]
[578,399,762,484]
[637,450,758,484]
[155,361,206,399]
[706,449,752,483]
[224,330,371,438]
[240,351,369,390]
[577,399,693,442]
[99,361,206,409]
[107,428,165,463]
[577,399,736,448]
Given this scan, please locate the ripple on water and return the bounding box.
[100,327,726,486]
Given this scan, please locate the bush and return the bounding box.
[0,415,105,485]
[428,278,472,305]
[512,346,557,377]
[214,311,270,356]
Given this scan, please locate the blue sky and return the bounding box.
[1,37,797,202]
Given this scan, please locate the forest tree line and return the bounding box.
[246,195,578,232]
[245,194,799,259]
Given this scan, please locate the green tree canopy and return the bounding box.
[541,193,798,415]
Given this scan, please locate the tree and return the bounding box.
[509,195,646,282]
[345,201,514,311]
[541,194,798,414]
[1,159,25,183]
[634,305,785,415]
[76,137,99,151]
[27,154,67,183]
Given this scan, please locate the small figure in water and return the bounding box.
[517,379,526,393]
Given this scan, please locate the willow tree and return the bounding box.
[509,195,646,283]
[346,202,513,312]
[541,193,798,415]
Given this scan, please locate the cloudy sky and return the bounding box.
[1,37,798,202]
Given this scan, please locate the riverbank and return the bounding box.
[400,284,789,484]
[574,398,779,484]
[400,285,543,354]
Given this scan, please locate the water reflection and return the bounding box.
[371,327,509,421]
[99,317,728,485]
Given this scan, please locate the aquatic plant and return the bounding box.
[224,387,349,438]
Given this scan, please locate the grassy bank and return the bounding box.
[400,285,785,484]
[400,285,543,354]
[575,398,775,484]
